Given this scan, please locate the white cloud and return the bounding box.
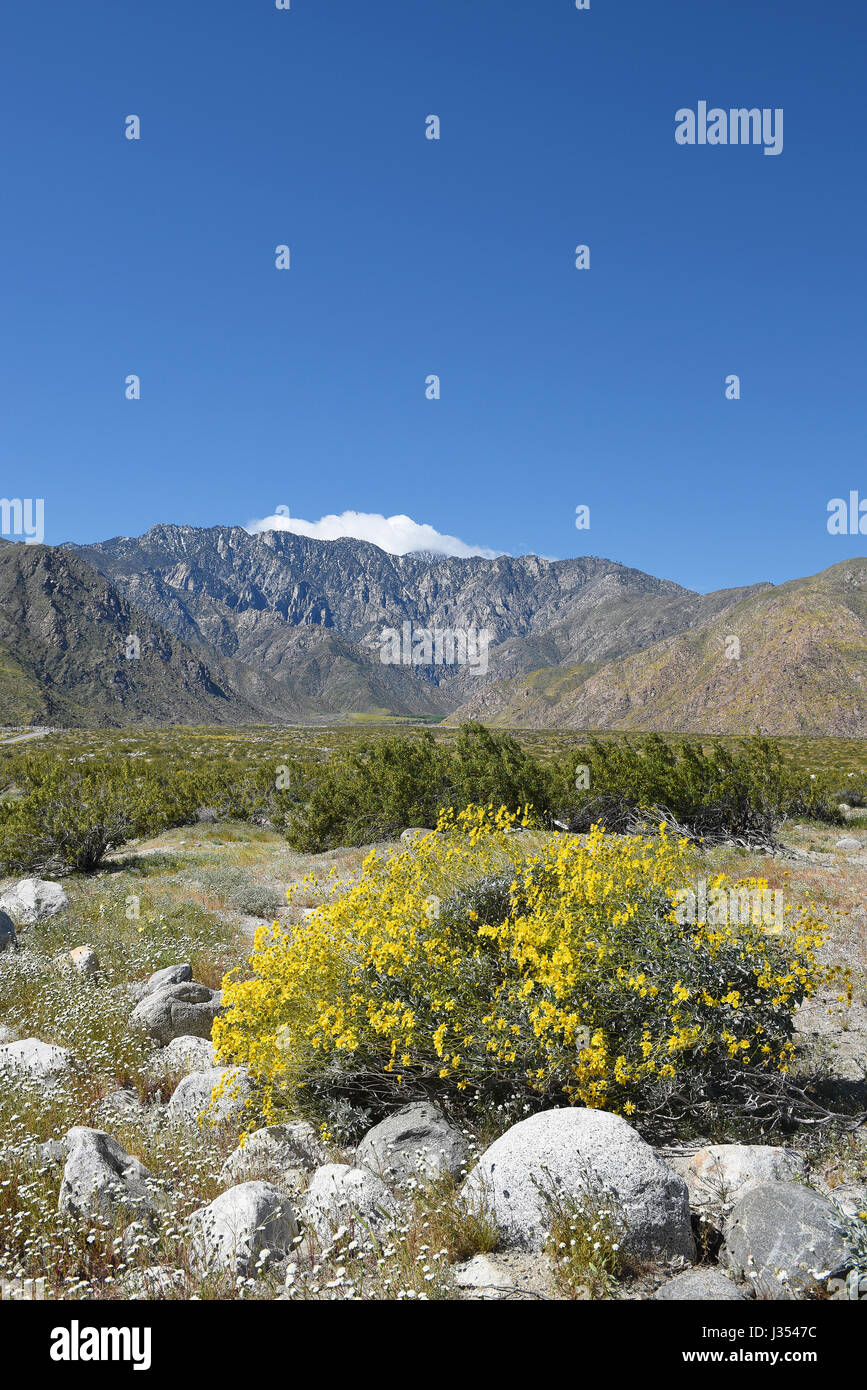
[245,509,502,558]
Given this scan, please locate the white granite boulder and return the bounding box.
[653,1268,746,1300]
[463,1108,695,1262]
[144,964,193,995]
[190,1182,298,1277]
[145,1035,216,1079]
[673,1144,808,1221]
[0,1038,76,1082]
[167,1066,252,1127]
[130,982,223,1046]
[301,1164,399,1243]
[58,1128,167,1224]
[220,1122,328,1188]
[0,878,69,926]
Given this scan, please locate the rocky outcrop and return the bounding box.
[301,1164,399,1243]
[190,1182,298,1278]
[167,1066,252,1127]
[653,1268,746,1300]
[221,1123,328,1188]
[0,1038,77,1081]
[58,1128,167,1224]
[0,878,69,926]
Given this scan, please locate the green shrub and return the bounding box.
[0,727,850,874]
[0,760,135,873]
[0,748,289,875]
[555,734,845,844]
[281,730,453,851]
[282,723,555,853]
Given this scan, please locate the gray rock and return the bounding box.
[196,807,218,824]
[653,1268,746,1300]
[452,1253,532,1299]
[301,1164,399,1243]
[0,910,17,952]
[0,878,69,926]
[37,1139,68,1167]
[814,1183,867,1220]
[144,964,193,994]
[190,1181,298,1277]
[221,1123,329,1187]
[58,1128,167,1223]
[835,837,862,851]
[463,1107,695,1262]
[722,1181,855,1298]
[675,1144,808,1220]
[130,982,223,1045]
[167,1066,252,1127]
[94,1088,150,1127]
[145,1035,216,1079]
[356,1102,469,1185]
[0,1038,76,1081]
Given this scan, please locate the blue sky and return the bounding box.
[1,0,865,593]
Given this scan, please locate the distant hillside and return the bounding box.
[0,544,261,727]
[450,559,867,736]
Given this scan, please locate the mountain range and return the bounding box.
[0,525,864,735]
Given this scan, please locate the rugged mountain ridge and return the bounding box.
[3,526,864,733]
[67,525,767,719]
[450,558,867,736]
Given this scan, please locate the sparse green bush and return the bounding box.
[281,730,453,851]
[554,734,846,844]
[0,748,290,875]
[282,723,555,852]
[0,726,852,873]
[0,759,135,873]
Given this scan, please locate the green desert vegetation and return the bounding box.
[0,722,860,873]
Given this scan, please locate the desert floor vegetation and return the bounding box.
[0,726,864,1302]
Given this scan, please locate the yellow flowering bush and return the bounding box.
[213,807,830,1128]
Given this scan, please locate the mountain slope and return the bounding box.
[450,558,867,735]
[67,526,767,717]
[0,544,264,727]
